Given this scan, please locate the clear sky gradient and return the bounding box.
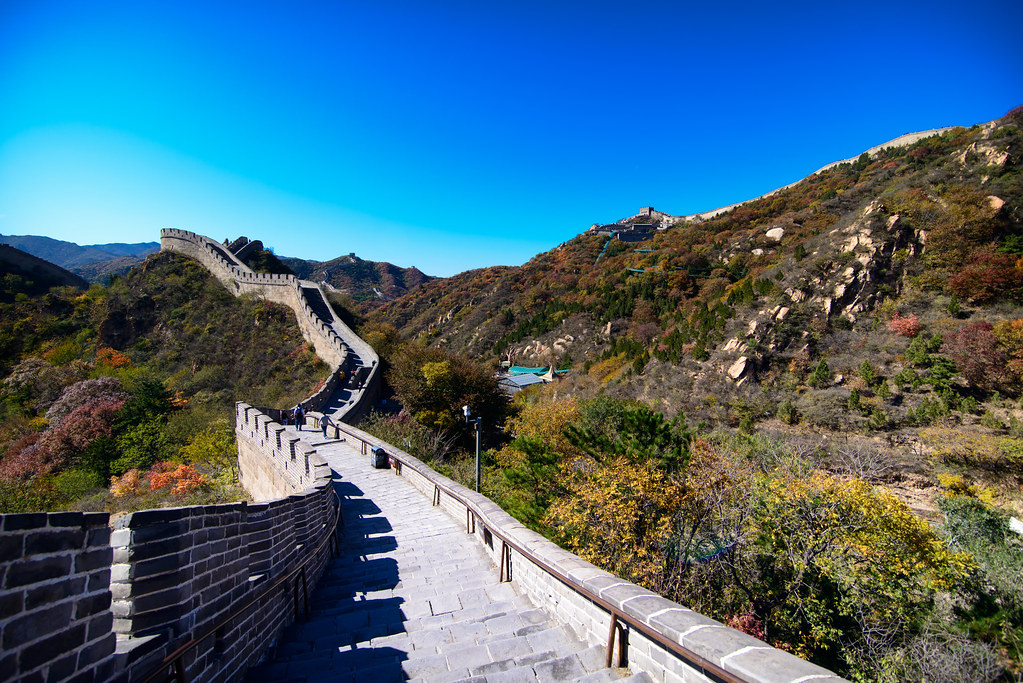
[2,1,1021,276]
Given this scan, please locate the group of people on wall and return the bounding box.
[282,405,336,438]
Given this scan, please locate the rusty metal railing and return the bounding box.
[139,487,343,683]
[330,423,745,683]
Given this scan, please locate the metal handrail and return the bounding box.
[140,487,344,683]
[331,424,744,683]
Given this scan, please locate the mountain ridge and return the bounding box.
[0,234,159,282]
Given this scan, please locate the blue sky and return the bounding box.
[1,1,1021,277]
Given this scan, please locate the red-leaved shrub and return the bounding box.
[948,250,1023,303]
[944,321,1008,392]
[0,434,54,480]
[887,313,921,337]
[149,464,206,495]
[40,396,126,462]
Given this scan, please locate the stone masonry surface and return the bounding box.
[246,428,649,683]
[0,512,115,682]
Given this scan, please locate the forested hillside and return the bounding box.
[0,251,327,513]
[282,253,433,306]
[369,109,1023,509]
[359,107,1023,680]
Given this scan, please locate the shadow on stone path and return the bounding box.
[245,432,646,683]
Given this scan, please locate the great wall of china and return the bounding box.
[0,230,845,682]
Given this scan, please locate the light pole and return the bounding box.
[463,405,482,493]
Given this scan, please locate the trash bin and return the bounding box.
[371,446,389,469]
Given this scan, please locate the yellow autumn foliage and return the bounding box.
[506,397,580,455]
[544,455,682,587]
[756,472,975,623]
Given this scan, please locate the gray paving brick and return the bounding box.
[486,666,541,683]
[534,653,587,683]
[443,642,492,669]
[402,652,451,679]
[486,635,533,661]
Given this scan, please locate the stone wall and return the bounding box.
[235,402,332,500]
[327,422,847,683]
[160,228,380,422]
[0,405,337,683]
[108,474,335,682]
[0,512,115,681]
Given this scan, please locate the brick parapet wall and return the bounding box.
[0,512,116,682]
[235,402,331,500]
[105,413,336,682]
[329,422,848,683]
[0,407,336,683]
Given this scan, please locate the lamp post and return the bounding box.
[463,405,482,493]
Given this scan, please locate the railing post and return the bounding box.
[606,613,627,668]
[499,541,512,583]
[606,613,619,669]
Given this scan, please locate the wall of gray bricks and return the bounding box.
[0,404,337,683]
[0,512,115,682]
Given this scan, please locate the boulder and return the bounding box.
[728,356,748,380]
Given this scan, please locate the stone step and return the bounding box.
[263,618,618,682]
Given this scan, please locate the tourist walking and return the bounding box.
[319,413,336,438]
[293,405,305,431]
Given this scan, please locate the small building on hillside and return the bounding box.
[497,366,570,395]
[498,373,546,396]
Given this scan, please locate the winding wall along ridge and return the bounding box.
[0,230,361,682]
[164,228,846,682]
[159,228,381,422]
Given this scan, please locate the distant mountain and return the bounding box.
[281,253,433,307]
[0,244,88,295]
[0,235,159,282]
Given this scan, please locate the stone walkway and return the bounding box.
[245,431,648,683]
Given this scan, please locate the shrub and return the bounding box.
[859,361,877,386]
[807,359,830,388]
[109,469,143,497]
[149,463,207,495]
[95,347,132,369]
[847,388,862,413]
[178,419,237,474]
[41,396,126,467]
[887,313,921,337]
[992,318,1023,385]
[777,399,797,425]
[45,377,127,427]
[867,408,889,431]
[944,321,1009,392]
[112,421,172,475]
[948,250,1023,303]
